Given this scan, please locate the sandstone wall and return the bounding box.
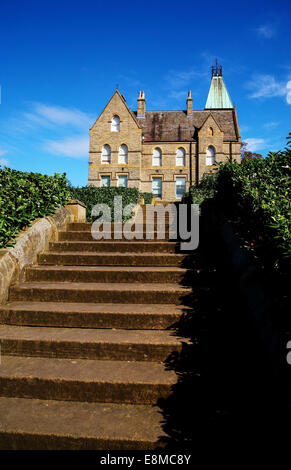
[0,206,74,304]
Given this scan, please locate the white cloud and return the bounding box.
[6,103,94,134]
[169,90,188,100]
[0,102,94,160]
[0,158,9,166]
[287,80,291,104]
[262,121,280,129]
[33,104,92,129]
[44,135,89,159]
[165,69,207,89]
[239,125,250,133]
[0,148,7,157]
[246,74,286,99]
[245,138,266,152]
[246,74,291,104]
[255,24,276,39]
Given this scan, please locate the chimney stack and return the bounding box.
[137,90,146,117]
[187,90,193,116]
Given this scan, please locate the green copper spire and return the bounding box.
[205,60,233,109]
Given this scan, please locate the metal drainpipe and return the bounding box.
[189,142,192,187]
[196,138,199,186]
[230,141,233,162]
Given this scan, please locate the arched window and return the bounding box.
[111,115,120,132]
[207,127,214,136]
[152,147,162,166]
[206,145,215,166]
[101,144,111,164]
[118,144,128,164]
[176,147,186,166]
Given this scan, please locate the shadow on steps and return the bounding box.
[156,241,287,452]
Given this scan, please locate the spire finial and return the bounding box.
[211,59,222,77]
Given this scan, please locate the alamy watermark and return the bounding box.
[90,196,199,251]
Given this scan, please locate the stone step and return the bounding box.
[38,252,191,267]
[67,222,172,232]
[25,266,189,283]
[58,231,177,241]
[0,356,176,404]
[49,241,179,253]
[0,302,186,329]
[9,282,192,304]
[0,397,165,449]
[0,325,189,361]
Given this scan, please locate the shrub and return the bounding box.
[186,133,291,273]
[69,186,140,222]
[140,192,154,204]
[215,135,291,269]
[0,168,70,248]
[188,173,218,206]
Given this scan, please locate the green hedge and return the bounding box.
[188,133,291,272]
[0,168,70,248]
[187,173,218,206]
[140,192,154,204]
[217,142,291,268]
[69,186,140,222]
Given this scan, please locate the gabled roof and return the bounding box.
[90,89,141,130]
[197,111,224,133]
[134,109,238,142]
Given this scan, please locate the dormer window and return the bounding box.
[152,147,162,166]
[101,144,111,164]
[207,127,214,136]
[206,145,215,166]
[111,115,120,132]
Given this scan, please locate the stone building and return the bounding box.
[88,62,241,201]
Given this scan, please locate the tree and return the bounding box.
[241,141,263,161]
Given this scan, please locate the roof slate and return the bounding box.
[133,109,238,142]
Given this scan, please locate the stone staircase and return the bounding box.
[0,205,194,449]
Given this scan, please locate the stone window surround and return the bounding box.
[205,145,216,166]
[110,115,120,132]
[101,144,111,164]
[152,147,162,166]
[175,146,186,167]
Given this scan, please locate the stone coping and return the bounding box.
[0,206,74,304]
[65,199,87,209]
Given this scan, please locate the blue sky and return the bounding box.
[0,0,290,186]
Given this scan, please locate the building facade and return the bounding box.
[88,63,241,201]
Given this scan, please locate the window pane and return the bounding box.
[176,147,185,166]
[152,148,162,166]
[206,146,215,165]
[111,115,120,132]
[176,177,186,199]
[152,177,162,198]
[101,145,111,164]
[118,144,128,164]
[101,176,110,187]
[118,175,127,187]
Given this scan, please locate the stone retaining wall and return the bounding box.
[0,206,74,304]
